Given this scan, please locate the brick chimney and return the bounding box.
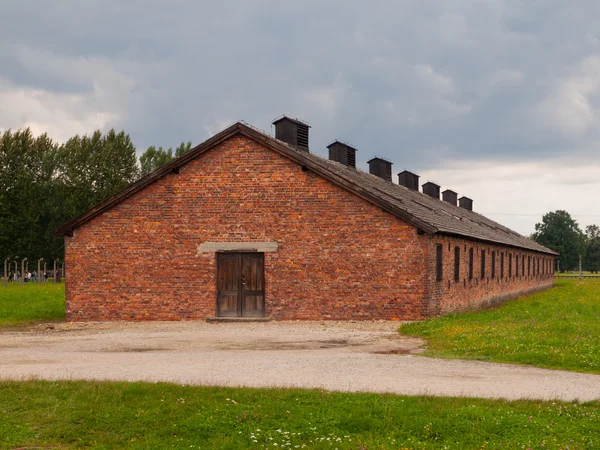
[327,140,357,168]
[442,189,458,206]
[459,196,473,211]
[367,157,392,182]
[273,116,310,152]
[422,182,440,199]
[398,170,419,191]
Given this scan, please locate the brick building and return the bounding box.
[55,117,556,321]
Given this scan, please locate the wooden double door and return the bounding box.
[216,252,265,317]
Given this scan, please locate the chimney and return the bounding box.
[327,140,357,168]
[459,196,473,211]
[273,116,310,152]
[422,182,441,199]
[442,189,458,206]
[398,170,419,191]
[367,157,393,182]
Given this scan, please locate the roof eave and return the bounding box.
[437,231,559,256]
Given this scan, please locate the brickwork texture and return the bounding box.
[64,135,554,321]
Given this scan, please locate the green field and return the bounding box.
[555,271,600,278]
[0,380,598,449]
[401,278,600,373]
[0,282,65,327]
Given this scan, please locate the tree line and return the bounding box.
[532,210,600,272]
[0,128,191,265]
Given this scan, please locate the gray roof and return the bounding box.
[54,122,557,256]
[300,147,555,254]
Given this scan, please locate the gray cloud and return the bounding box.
[2,1,600,233]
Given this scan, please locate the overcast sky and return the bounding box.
[1,1,600,235]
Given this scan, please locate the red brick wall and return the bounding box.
[65,135,431,321]
[426,235,555,315]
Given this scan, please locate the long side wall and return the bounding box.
[426,235,555,315]
[65,135,430,321]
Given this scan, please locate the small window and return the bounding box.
[508,253,512,277]
[436,244,443,282]
[522,255,525,276]
[528,256,531,275]
[481,250,486,278]
[516,254,519,276]
[454,247,460,282]
[468,248,474,280]
[500,252,504,278]
[542,258,544,275]
[491,251,496,279]
[543,258,545,275]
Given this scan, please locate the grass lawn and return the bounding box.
[0,380,598,449]
[401,278,600,373]
[0,282,65,327]
[555,271,600,278]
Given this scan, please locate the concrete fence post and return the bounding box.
[37,258,44,285]
[53,259,59,284]
[21,258,28,287]
[3,257,9,287]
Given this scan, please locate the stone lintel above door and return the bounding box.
[197,242,278,254]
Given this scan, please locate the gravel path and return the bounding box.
[1,321,599,401]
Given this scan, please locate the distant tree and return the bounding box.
[0,126,188,263]
[584,225,600,273]
[586,224,600,239]
[139,141,193,177]
[174,141,192,157]
[532,210,585,272]
[0,129,60,261]
[140,146,173,177]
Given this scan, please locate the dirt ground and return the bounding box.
[1,320,599,401]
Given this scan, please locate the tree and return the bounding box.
[0,125,189,264]
[139,141,192,177]
[0,129,60,262]
[140,146,173,177]
[174,141,192,158]
[584,225,600,273]
[532,210,585,271]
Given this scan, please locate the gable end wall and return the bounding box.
[65,135,431,321]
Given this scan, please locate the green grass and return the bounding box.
[401,278,600,373]
[0,282,65,327]
[0,380,598,449]
[555,271,600,278]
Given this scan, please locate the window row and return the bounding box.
[435,243,554,283]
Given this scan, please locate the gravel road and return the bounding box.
[1,321,599,401]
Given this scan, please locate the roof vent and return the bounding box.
[459,196,473,211]
[422,182,441,200]
[442,189,458,206]
[273,116,310,152]
[327,140,357,168]
[367,157,392,182]
[398,170,419,191]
